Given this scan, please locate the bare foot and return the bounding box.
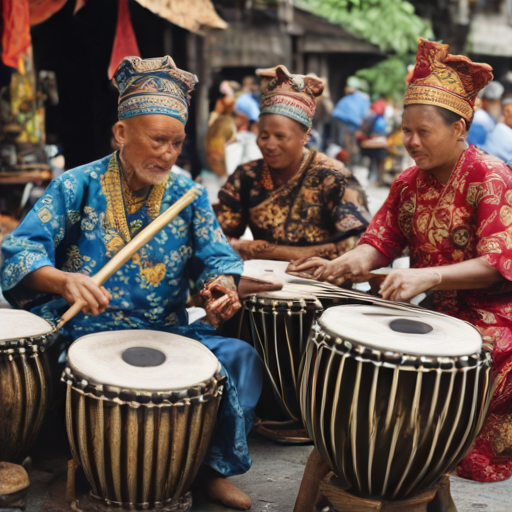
[202,467,251,510]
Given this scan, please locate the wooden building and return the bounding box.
[28,0,381,174]
[194,1,382,161]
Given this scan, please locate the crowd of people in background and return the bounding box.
[201,71,512,202]
[201,72,410,203]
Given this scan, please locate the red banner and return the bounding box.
[108,0,141,80]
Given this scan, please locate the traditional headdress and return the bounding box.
[256,65,324,128]
[404,38,493,121]
[113,56,198,124]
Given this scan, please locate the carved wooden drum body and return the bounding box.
[0,310,52,462]
[63,330,224,511]
[242,291,323,422]
[301,304,493,501]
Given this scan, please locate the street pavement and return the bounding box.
[189,434,512,512]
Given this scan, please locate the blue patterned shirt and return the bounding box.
[0,152,243,340]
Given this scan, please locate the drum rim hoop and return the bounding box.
[61,366,226,406]
[244,294,323,309]
[312,323,492,370]
[0,333,52,350]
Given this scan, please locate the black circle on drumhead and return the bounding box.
[389,319,433,335]
[122,347,166,367]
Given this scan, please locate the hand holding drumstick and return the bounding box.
[23,268,112,316]
[53,187,200,330]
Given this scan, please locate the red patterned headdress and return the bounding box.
[404,38,493,121]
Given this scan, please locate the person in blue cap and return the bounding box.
[467,80,504,147]
[0,56,262,510]
[331,76,370,165]
[234,92,260,132]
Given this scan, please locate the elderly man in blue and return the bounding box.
[0,56,262,511]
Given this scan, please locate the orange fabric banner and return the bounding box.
[2,0,31,72]
[29,0,68,26]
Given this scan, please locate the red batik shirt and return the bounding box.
[360,145,512,332]
[360,145,512,482]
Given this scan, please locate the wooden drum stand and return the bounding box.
[320,473,455,512]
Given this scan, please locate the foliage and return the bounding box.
[355,56,410,101]
[296,0,432,56]
[296,1,433,100]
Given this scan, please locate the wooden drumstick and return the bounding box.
[55,187,200,330]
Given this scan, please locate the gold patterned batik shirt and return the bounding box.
[216,150,369,246]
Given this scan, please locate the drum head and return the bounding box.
[0,310,53,342]
[67,330,221,391]
[252,290,317,301]
[319,305,482,357]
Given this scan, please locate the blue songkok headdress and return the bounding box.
[113,56,198,125]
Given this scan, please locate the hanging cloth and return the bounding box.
[1,0,31,73]
[108,0,140,80]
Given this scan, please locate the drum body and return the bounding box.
[0,310,52,462]
[63,330,224,510]
[241,292,323,421]
[301,305,493,501]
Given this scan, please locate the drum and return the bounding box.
[241,291,323,423]
[62,330,225,510]
[0,310,52,462]
[301,304,493,501]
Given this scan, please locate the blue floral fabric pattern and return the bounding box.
[0,152,262,477]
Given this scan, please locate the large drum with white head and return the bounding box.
[0,310,52,462]
[63,330,225,510]
[300,304,493,501]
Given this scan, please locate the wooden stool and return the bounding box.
[253,418,312,444]
[320,472,439,512]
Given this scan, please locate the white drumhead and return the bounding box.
[253,290,316,301]
[319,305,482,357]
[0,310,53,341]
[68,330,221,391]
[242,259,291,283]
[243,259,340,296]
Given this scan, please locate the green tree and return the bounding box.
[296,0,433,100]
[355,56,411,101]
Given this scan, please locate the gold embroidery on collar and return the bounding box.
[101,153,131,251]
[146,179,167,218]
[121,173,147,215]
[101,153,170,251]
[120,171,168,218]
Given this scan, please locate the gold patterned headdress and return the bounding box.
[404,38,493,121]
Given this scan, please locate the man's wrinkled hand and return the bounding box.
[200,275,241,328]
